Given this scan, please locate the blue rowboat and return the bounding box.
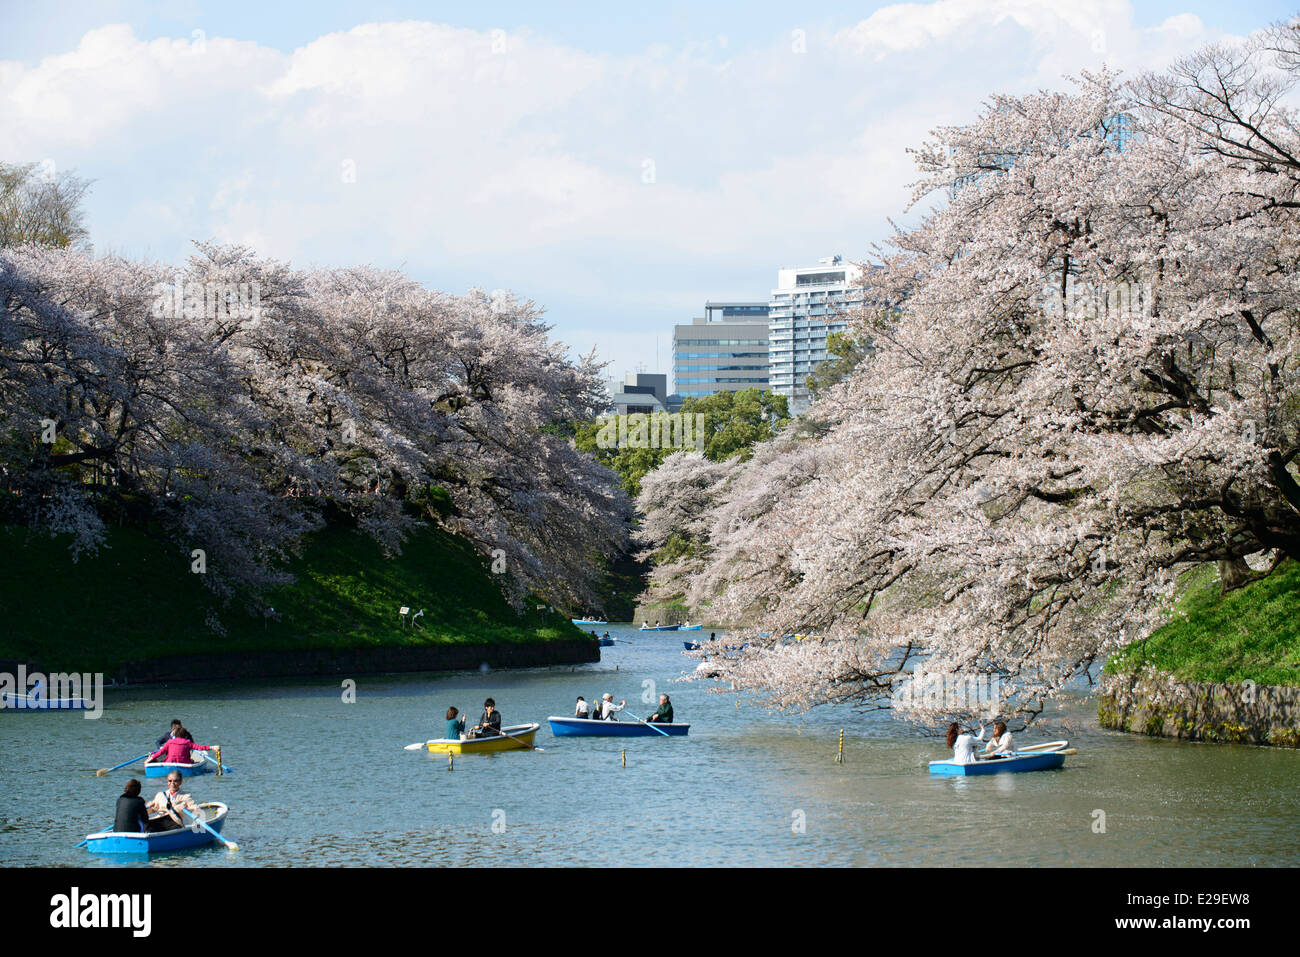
[548,716,690,737]
[572,618,607,626]
[678,624,702,631]
[683,641,700,650]
[144,757,211,778]
[82,802,228,855]
[597,637,615,646]
[928,751,1067,776]
[1,692,89,711]
[638,624,679,631]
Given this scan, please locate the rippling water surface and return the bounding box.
[2,624,1298,867]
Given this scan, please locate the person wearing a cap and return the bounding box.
[599,693,626,720]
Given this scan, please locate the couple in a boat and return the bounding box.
[946,721,1013,764]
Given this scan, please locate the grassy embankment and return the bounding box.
[0,522,585,674]
[1105,560,1300,686]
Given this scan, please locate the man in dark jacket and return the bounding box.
[471,698,503,737]
[647,693,673,724]
[156,719,184,748]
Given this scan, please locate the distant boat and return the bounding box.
[678,624,702,631]
[82,802,228,855]
[572,618,607,626]
[547,717,689,737]
[639,624,679,631]
[597,637,616,646]
[144,757,211,778]
[929,743,1070,776]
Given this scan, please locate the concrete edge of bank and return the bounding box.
[1099,670,1300,747]
[0,638,599,685]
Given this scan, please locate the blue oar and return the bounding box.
[74,824,111,848]
[625,711,671,737]
[181,807,237,850]
[96,752,152,777]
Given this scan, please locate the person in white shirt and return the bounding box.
[147,772,202,832]
[599,693,626,720]
[574,696,590,719]
[982,721,1014,757]
[945,722,987,764]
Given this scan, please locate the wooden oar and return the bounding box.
[181,807,237,850]
[1017,740,1069,753]
[96,752,152,777]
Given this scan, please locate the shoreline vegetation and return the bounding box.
[1105,561,1300,688]
[0,522,594,679]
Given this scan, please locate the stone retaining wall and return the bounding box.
[1099,670,1300,748]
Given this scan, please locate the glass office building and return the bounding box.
[672,301,771,399]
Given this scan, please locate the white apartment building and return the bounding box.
[767,256,868,413]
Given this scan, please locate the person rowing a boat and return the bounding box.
[599,693,626,720]
[155,718,184,749]
[646,693,673,724]
[574,696,591,719]
[469,698,503,738]
[981,721,1014,758]
[146,726,216,767]
[146,727,216,767]
[146,771,203,832]
[945,722,987,765]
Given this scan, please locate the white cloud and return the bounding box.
[0,5,1243,380]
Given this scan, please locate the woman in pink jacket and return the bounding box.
[146,727,216,766]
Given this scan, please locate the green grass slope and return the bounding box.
[0,522,584,673]
[1106,561,1300,686]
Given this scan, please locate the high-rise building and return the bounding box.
[767,256,868,413]
[672,301,770,399]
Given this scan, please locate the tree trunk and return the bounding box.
[1217,557,1259,592]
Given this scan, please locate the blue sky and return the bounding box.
[2,1,1292,384]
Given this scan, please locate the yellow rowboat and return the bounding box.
[426,723,540,754]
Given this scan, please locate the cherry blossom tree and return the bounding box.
[0,241,629,618]
[641,34,1300,726]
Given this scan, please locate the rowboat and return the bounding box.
[678,624,702,631]
[598,637,616,646]
[81,802,228,854]
[548,716,690,737]
[929,743,1070,776]
[1,692,89,710]
[684,641,700,650]
[572,618,607,626]
[639,624,679,631]
[425,723,540,754]
[144,756,211,778]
